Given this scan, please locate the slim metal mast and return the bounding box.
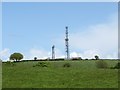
[52,45,55,59]
[65,26,70,60]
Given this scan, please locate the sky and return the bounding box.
[1,2,118,61]
[1,0,119,2]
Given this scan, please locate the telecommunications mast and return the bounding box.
[65,26,70,60]
[52,45,55,59]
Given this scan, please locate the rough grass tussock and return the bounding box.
[63,63,71,67]
[33,62,48,67]
[95,60,108,69]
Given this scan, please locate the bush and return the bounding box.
[95,60,108,69]
[85,58,88,60]
[111,62,120,69]
[72,57,82,60]
[63,63,71,67]
[33,62,48,67]
[6,61,16,66]
[72,58,78,60]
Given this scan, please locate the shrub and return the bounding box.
[6,61,16,66]
[85,58,88,60]
[111,62,120,69]
[95,60,108,69]
[33,62,48,67]
[63,63,71,67]
[72,57,82,60]
[72,58,78,60]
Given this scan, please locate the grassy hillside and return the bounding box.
[0,61,2,89]
[2,60,118,88]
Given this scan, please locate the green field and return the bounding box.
[0,61,2,90]
[2,60,119,88]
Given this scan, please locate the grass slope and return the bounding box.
[2,60,118,88]
[0,61,2,89]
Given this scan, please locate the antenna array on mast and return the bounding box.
[65,26,70,60]
[52,45,55,59]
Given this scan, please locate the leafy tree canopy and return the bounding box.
[95,55,99,60]
[10,53,23,61]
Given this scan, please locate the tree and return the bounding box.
[95,55,99,60]
[34,57,37,60]
[10,53,23,61]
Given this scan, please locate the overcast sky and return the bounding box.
[1,2,118,61]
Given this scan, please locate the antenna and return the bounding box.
[52,45,55,59]
[65,26,70,60]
